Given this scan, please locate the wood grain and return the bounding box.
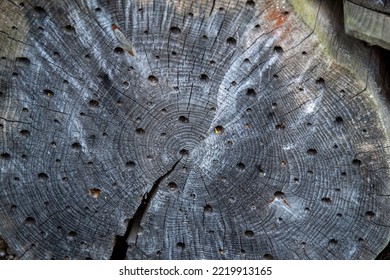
[0,0,389,260]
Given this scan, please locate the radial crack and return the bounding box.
[110,158,182,260]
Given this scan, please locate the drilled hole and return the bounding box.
[136,128,145,134]
[204,204,213,213]
[352,159,362,166]
[167,182,177,192]
[237,162,246,170]
[264,254,274,260]
[246,88,256,97]
[214,126,224,134]
[178,116,189,123]
[275,123,285,130]
[89,188,101,199]
[307,148,317,155]
[64,25,75,32]
[316,77,325,85]
[321,197,331,205]
[67,231,77,241]
[125,161,136,169]
[71,142,81,149]
[365,211,375,218]
[179,149,189,156]
[274,191,284,198]
[43,89,54,97]
[199,74,209,81]
[335,117,343,124]
[274,46,283,53]
[34,6,46,15]
[244,230,254,238]
[38,172,48,180]
[114,47,124,54]
[148,75,158,85]
[88,99,99,108]
[176,242,185,249]
[170,26,181,34]
[226,37,237,45]
[25,217,36,225]
[15,57,31,66]
[20,129,30,137]
[328,239,338,246]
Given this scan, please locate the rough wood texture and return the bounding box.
[344,0,390,50]
[0,0,390,260]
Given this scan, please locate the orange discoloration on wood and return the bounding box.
[265,7,291,46]
[265,8,288,29]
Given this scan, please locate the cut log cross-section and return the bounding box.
[0,0,389,260]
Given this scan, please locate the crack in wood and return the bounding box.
[110,158,182,260]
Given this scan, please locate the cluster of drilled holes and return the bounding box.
[88,188,101,199]
[88,99,99,108]
[148,75,158,85]
[274,46,283,53]
[114,47,124,54]
[43,89,54,97]
[214,125,224,134]
[38,172,48,180]
[178,116,189,123]
[244,230,254,238]
[199,74,209,81]
[307,148,317,155]
[170,26,181,34]
[226,37,237,45]
[246,88,256,97]
[71,142,81,149]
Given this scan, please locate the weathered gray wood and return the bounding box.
[349,0,390,14]
[344,0,390,50]
[0,0,390,260]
